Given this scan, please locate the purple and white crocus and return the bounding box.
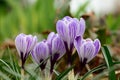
[56,16,86,65]
[74,36,101,71]
[15,33,37,68]
[47,32,66,73]
[31,41,49,70]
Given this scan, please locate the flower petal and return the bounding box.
[62,16,72,22]
[68,20,78,43]
[93,39,101,56]
[52,34,66,60]
[47,32,55,44]
[15,34,27,56]
[32,41,49,64]
[74,36,82,55]
[78,18,86,36]
[80,42,95,63]
[56,20,69,42]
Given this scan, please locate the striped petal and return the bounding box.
[32,41,49,64]
[15,33,37,64]
[15,34,27,57]
[74,36,82,57]
[93,39,101,56]
[78,18,86,36]
[68,20,78,43]
[47,32,55,45]
[56,20,69,43]
[80,42,95,63]
[52,34,66,60]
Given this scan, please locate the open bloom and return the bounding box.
[74,36,101,64]
[31,41,49,70]
[47,32,66,73]
[56,16,86,64]
[15,33,37,68]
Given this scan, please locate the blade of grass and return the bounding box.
[2,67,21,78]
[8,48,20,80]
[55,65,74,80]
[102,46,116,80]
[0,59,12,71]
[80,63,106,80]
[0,71,11,80]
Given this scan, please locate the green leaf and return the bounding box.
[80,64,106,80]
[0,59,12,71]
[102,46,116,80]
[55,65,74,80]
[0,71,11,80]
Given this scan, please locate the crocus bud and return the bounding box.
[47,32,66,73]
[56,16,86,65]
[74,36,101,71]
[31,41,49,70]
[56,16,86,51]
[15,33,37,68]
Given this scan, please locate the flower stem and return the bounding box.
[68,69,75,80]
[20,60,25,80]
[85,64,93,79]
[21,68,24,80]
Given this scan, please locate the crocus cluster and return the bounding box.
[15,16,101,73]
[56,16,86,65]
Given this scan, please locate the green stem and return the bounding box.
[21,68,24,80]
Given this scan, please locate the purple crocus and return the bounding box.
[15,33,37,68]
[47,32,66,73]
[74,36,101,71]
[56,16,86,65]
[31,41,49,70]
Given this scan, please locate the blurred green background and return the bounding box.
[0,0,72,44]
[0,0,120,45]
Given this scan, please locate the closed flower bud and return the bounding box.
[74,36,101,71]
[15,33,37,68]
[31,41,49,70]
[47,32,66,73]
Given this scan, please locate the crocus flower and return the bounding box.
[47,32,66,73]
[56,16,86,64]
[74,36,101,71]
[15,33,37,68]
[31,41,49,70]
